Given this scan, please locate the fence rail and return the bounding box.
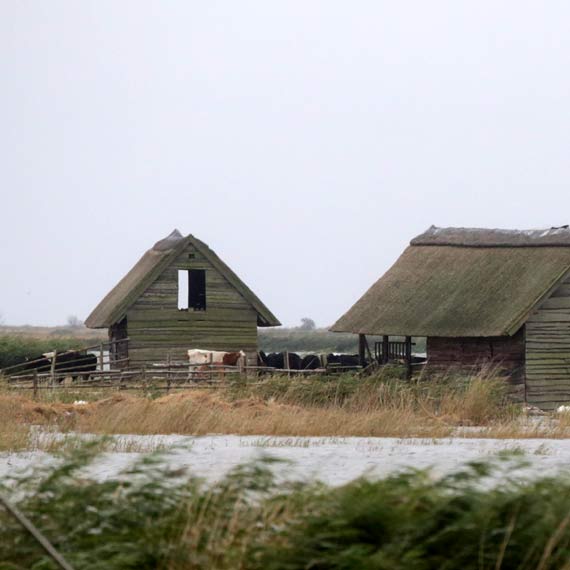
[3,359,355,395]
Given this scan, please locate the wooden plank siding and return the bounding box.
[426,330,526,401]
[525,275,570,410]
[126,241,258,365]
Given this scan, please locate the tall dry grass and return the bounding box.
[1,370,556,443]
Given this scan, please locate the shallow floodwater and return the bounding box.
[3,435,570,485]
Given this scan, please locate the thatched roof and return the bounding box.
[86,230,280,329]
[331,226,570,337]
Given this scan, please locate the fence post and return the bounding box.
[239,354,246,378]
[284,351,290,379]
[98,343,104,372]
[166,353,171,392]
[50,351,57,387]
[33,370,38,399]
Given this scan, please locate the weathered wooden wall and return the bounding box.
[126,241,258,365]
[525,275,570,410]
[426,330,526,401]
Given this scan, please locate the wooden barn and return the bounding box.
[85,230,280,367]
[331,226,570,410]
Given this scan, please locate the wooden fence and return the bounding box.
[2,357,363,397]
[374,340,415,364]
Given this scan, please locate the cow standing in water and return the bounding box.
[187,349,246,381]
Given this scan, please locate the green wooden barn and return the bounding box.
[331,226,570,410]
[85,230,280,367]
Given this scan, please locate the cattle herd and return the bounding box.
[6,348,362,382]
[258,351,360,371]
[187,349,361,373]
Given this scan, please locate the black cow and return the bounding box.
[262,352,302,370]
[55,351,98,380]
[326,353,361,370]
[16,350,97,381]
[264,352,284,369]
[301,354,321,370]
[287,353,302,370]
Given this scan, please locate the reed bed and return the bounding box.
[3,444,570,569]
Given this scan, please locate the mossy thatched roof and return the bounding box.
[85,230,280,329]
[331,226,570,337]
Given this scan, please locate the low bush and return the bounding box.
[2,445,570,569]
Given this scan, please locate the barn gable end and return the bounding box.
[126,239,260,364]
[86,230,280,367]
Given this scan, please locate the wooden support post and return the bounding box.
[358,334,366,367]
[50,351,57,387]
[98,343,104,372]
[364,336,373,363]
[382,336,389,364]
[405,336,412,379]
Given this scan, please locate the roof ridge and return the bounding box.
[412,225,570,248]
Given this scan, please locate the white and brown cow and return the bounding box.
[188,349,246,380]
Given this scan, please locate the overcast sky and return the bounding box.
[2,1,570,327]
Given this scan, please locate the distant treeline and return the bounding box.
[258,328,426,354]
[0,335,87,369]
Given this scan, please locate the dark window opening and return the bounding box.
[178,269,207,311]
[189,269,206,310]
